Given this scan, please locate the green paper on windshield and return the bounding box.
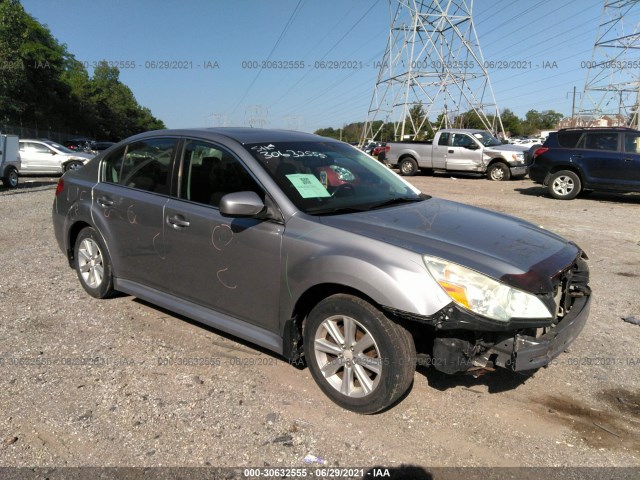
[286,174,331,198]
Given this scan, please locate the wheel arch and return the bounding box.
[548,163,583,179]
[487,157,508,166]
[398,153,417,162]
[67,220,114,275]
[282,283,391,361]
[66,221,93,268]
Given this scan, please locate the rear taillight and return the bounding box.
[55,178,64,196]
[533,147,548,159]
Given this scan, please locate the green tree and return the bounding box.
[521,109,563,135]
[501,108,522,137]
[0,1,164,139]
[400,103,428,140]
[455,109,495,130]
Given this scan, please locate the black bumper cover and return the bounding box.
[488,295,591,371]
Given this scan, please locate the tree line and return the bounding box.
[0,0,164,141]
[315,104,563,143]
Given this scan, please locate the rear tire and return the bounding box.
[487,162,510,181]
[304,294,416,414]
[548,170,581,200]
[74,227,115,298]
[2,167,18,188]
[399,157,418,176]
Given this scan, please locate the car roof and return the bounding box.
[442,129,489,133]
[124,127,330,145]
[19,139,54,144]
[557,127,638,132]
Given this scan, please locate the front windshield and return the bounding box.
[472,131,502,147]
[45,141,75,153]
[245,141,425,215]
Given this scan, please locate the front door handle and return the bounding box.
[448,150,454,154]
[623,157,633,162]
[167,214,190,228]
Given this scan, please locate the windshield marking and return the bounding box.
[251,144,327,159]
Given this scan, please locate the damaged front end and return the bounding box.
[386,253,591,375]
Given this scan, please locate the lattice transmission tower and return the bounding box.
[362,0,504,143]
[577,0,640,128]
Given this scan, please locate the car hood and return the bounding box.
[67,152,95,160]
[486,144,528,153]
[318,198,580,294]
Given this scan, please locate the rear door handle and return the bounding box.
[448,150,454,153]
[623,157,633,162]
[167,214,190,228]
[97,196,114,207]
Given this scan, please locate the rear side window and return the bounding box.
[624,132,640,153]
[438,132,450,146]
[579,132,619,151]
[556,131,583,148]
[102,146,126,183]
[103,138,177,194]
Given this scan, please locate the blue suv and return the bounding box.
[529,127,640,199]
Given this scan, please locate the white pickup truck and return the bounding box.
[385,129,528,181]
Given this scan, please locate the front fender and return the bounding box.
[279,217,451,325]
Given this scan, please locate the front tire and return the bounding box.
[548,170,581,200]
[304,294,416,414]
[65,161,84,172]
[487,162,510,181]
[2,167,19,188]
[74,227,115,298]
[399,157,418,176]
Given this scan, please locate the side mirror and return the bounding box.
[219,191,266,218]
[465,144,479,150]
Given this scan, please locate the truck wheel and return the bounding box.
[487,162,510,181]
[2,167,19,188]
[548,170,581,200]
[399,157,418,176]
[304,294,416,414]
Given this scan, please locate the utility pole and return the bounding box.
[577,0,640,127]
[362,0,504,143]
[245,105,268,128]
[566,87,580,126]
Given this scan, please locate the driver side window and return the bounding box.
[451,134,474,148]
[180,140,263,207]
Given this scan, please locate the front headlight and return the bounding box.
[423,256,553,322]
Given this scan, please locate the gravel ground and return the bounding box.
[0,174,638,477]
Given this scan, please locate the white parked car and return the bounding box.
[18,139,94,175]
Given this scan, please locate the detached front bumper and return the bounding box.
[509,165,528,177]
[487,295,591,371]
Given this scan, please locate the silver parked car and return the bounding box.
[52,128,591,413]
[19,139,94,174]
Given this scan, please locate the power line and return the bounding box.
[268,0,381,110]
[229,0,306,116]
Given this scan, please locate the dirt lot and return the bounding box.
[0,174,639,475]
